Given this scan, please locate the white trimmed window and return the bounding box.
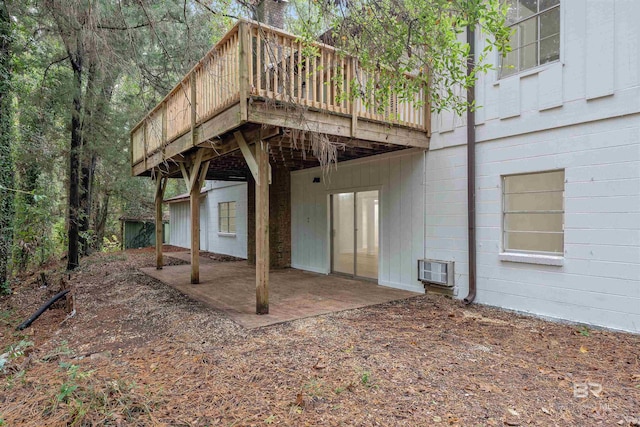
[502,170,565,255]
[219,201,236,234]
[500,0,560,78]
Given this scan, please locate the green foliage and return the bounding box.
[0,0,16,284]
[293,0,511,115]
[42,340,74,362]
[57,362,95,403]
[0,340,34,373]
[360,370,371,386]
[3,0,233,269]
[46,361,150,425]
[0,309,13,325]
[102,235,121,253]
[0,280,9,296]
[577,326,591,337]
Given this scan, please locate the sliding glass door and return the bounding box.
[331,191,379,280]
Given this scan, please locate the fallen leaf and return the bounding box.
[433,415,442,423]
[294,393,305,407]
[580,345,588,353]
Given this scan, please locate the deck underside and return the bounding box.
[132,99,429,180]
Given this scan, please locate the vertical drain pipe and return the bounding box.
[464,25,477,304]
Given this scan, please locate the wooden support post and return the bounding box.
[154,173,167,269]
[255,140,270,314]
[189,172,201,284]
[180,149,208,284]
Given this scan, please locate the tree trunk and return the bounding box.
[0,1,14,285]
[93,192,109,251]
[79,153,96,255]
[67,56,83,271]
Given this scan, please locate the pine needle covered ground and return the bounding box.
[1,249,639,426]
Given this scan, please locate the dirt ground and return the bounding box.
[1,249,639,426]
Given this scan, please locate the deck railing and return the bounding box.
[131,20,429,165]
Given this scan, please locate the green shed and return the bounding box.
[119,216,169,249]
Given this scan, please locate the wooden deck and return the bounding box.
[141,254,419,328]
[130,19,430,179]
[132,20,431,313]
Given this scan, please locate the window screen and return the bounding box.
[503,170,564,254]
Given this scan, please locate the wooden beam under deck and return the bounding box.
[247,100,430,148]
[132,97,428,178]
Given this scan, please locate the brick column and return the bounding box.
[247,165,291,268]
[269,166,291,268]
[247,175,256,265]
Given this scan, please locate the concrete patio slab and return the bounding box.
[141,258,420,328]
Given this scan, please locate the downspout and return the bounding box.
[464,25,477,304]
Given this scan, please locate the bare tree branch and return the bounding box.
[193,0,239,20]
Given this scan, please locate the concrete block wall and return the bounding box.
[426,115,640,333]
[425,0,640,333]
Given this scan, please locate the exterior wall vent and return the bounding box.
[418,259,455,288]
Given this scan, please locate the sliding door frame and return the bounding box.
[329,186,381,281]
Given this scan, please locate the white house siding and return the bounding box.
[202,181,248,259]
[291,149,426,293]
[428,0,640,332]
[168,199,207,250]
[168,181,248,258]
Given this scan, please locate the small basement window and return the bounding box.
[502,170,564,255]
[219,201,236,234]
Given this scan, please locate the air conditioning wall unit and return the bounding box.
[418,259,455,288]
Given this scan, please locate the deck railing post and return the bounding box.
[190,73,197,147]
[143,121,148,170]
[238,22,250,122]
[351,58,359,138]
[129,132,134,176]
[162,102,167,147]
[424,69,432,136]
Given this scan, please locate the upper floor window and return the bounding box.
[500,0,560,78]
